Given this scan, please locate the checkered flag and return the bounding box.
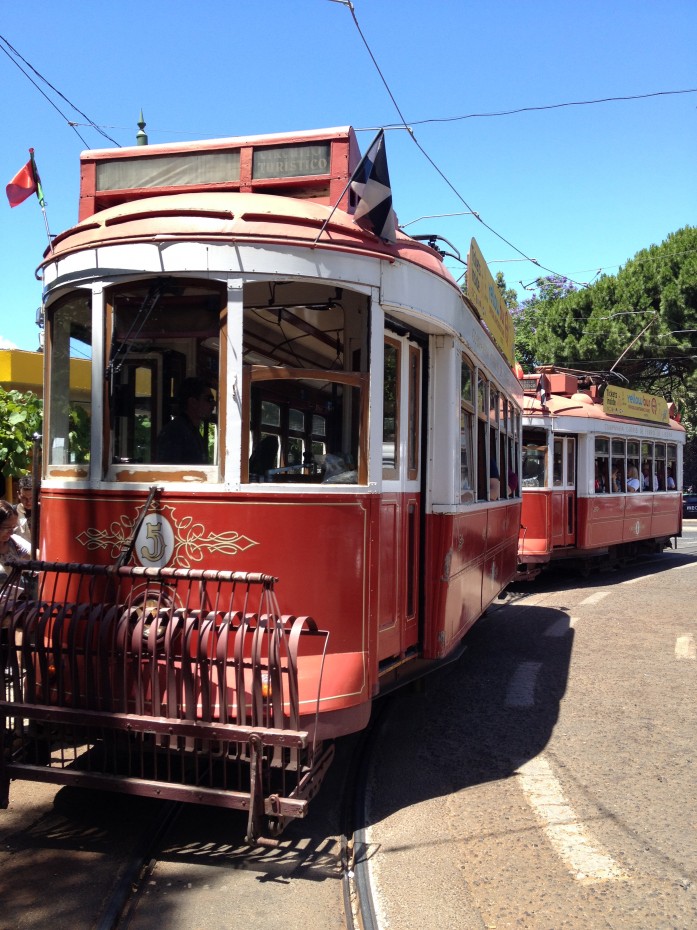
[350,130,397,243]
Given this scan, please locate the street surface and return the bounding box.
[1,526,696,928]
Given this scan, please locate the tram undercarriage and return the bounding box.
[0,561,334,844]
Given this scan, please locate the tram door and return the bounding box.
[378,335,423,662]
[551,435,576,548]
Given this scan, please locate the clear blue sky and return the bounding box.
[1,0,695,351]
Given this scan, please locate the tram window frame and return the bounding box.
[46,291,93,471]
[477,374,489,501]
[655,442,667,490]
[460,356,475,503]
[382,337,401,480]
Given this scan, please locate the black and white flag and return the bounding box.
[350,129,397,243]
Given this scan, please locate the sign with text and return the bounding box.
[603,385,669,425]
[466,238,515,365]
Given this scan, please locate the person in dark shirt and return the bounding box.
[156,377,216,464]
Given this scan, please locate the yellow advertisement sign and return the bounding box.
[466,238,515,365]
[603,385,669,425]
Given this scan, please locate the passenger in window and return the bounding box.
[507,470,518,497]
[489,458,500,501]
[666,467,676,490]
[0,500,30,585]
[642,463,658,491]
[15,475,36,546]
[249,435,279,481]
[155,378,215,465]
[594,463,606,493]
[611,466,623,493]
[626,465,641,492]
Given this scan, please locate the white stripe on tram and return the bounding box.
[516,755,627,883]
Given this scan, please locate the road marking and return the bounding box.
[516,755,627,883]
[577,591,609,606]
[544,616,578,637]
[673,561,697,571]
[675,635,696,659]
[505,662,542,707]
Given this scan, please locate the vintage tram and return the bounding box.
[517,367,684,578]
[0,126,522,842]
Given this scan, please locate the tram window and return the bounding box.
[553,439,563,486]
[641,442,656,491]
[107,279,223,467]
[566,437,576,486]
[407,346,420,480]
[382,339,400,478]
[47,292,92,466]
[595,437,609,493]
[460,357,475,502]
[522,430,546,487]
[626,441,640,493]
[611,439,625,493]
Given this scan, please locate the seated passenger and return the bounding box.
[489,458,500,501]
[249,435,279,481]
[611,467,623,493]
[667,467,676,490]
[507,470,518,497]
[594,464,606,493]
[156,378,215,464]
[642,463,658,491]
[626,465,641,492]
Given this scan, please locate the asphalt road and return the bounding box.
[2,528,696,929]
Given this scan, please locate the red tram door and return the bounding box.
[378,336,423,663]
[551,436,576,548]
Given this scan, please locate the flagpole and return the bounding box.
[310,129,384,249]
[29,149,53,254]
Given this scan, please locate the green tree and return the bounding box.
[0,386,43,478]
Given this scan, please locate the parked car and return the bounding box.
[683,493,697,518]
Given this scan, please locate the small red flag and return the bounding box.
[6,158,38,208]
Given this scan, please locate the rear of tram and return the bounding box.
[517,369,684,577]
[0,126,523,840]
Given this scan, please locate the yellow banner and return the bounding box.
[603,385,669,424]
[466,238,515,365]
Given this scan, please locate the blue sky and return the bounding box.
[1,0,695,351]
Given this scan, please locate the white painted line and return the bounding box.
[517,755,627,883]
[621,575,645,585]
[544,616,578,637]
[673,562,697,571]
[578,591,609,606]
[675,635,696,660]
[505,662,542,707]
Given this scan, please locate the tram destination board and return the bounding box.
[252,142,331,179]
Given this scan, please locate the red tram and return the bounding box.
[0,126,522,841]
[517,368,684,578]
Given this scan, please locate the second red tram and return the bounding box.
[1,126,522,841]
[517,368,684,578]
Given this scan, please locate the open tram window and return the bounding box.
[655,443,667,490]
[242,282,369,485]
[626,441,641,492]
[611,439,625,493]
[382,338,400,479]
[460,356,475,502]
[46,292,92,468]
[667,444,677,490]
[641,442,656,491]
[106,279,224,468]
[477,373,488,501]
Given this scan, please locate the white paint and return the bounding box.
[578,591,609,606]
[505,662,542,707]
[517,756,627,883]
[675,635,696,660]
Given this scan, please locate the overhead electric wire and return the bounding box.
[0,33,120,147]
[340,2,586,288]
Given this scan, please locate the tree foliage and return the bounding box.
[512,226,697,432]
[0,386,43,478]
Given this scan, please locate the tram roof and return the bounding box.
[522,393,685,435]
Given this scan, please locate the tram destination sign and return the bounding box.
[603,385,669,425]
[252,143,331,180]
[466,238,515,365]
